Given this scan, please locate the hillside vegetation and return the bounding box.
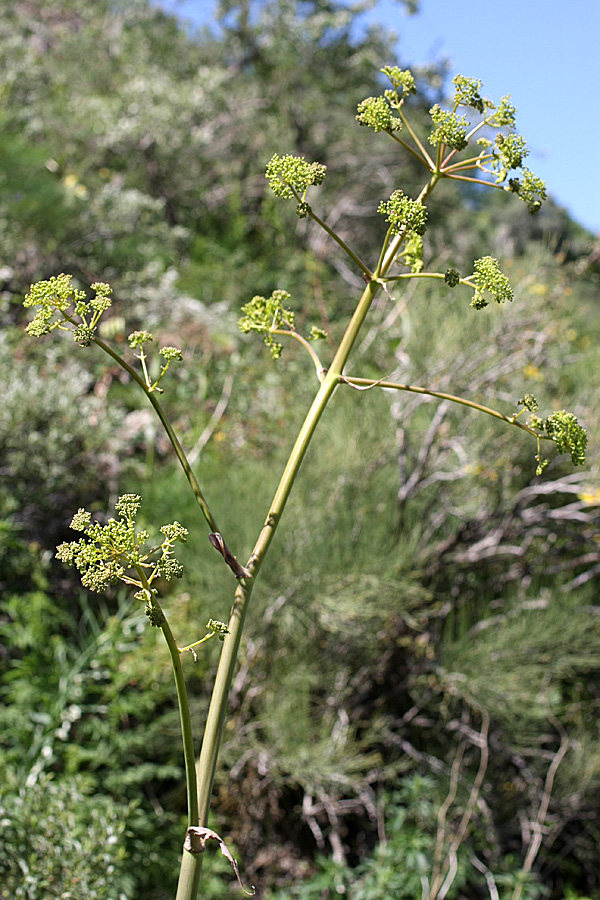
[1,2,599,898]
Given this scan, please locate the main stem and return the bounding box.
[187,278,381,897]
[184,169,441,899]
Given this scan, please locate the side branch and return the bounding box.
[93,336,222,535]
[195,280,383,837]
[339,374,547,440]
[306,206,373,279]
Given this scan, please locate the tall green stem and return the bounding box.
[195,578,254,821]
[135,569,199,827]
[161,615,199,828]
[191,279,382,900]
[187,160,447,898]
[131,569,203,900]
[191,175,442,896]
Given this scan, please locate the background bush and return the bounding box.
[1,1,599,898]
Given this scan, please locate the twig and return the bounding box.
[471,855,500,900]
[510,715,569,900]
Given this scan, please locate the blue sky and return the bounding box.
[158,0,599,233]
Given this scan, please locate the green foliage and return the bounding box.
[0,774,135,899]
[442,593,600,730]
[0,340,123,547]
[266,777,471,900]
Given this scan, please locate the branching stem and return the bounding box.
[193,279,383,859]
[135,567,199,830]
[306,206,373,278]
[338,374,551,440]
[271,328,324,376]
[93,337,221,535]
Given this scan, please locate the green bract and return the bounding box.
[378,190,427,237]
[429,105,469,151]
[544,411,587,466]
[356,96,402,132]
[265,154,326,201]
[470,257,513,309]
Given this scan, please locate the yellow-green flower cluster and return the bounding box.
[381,66,416,96]
[471,257,513,309]
[518,394,539,412]
[56,495,188,597]
[544,411,587,466]
[239,289,295,359]
[356,96,402,133]
[378,190,427,237]
[452,75,487,113]
[495,133,529,170]
[23,274,112,346]
[429,105,470,151]
[508,169,547,214]
[265,154,326,201]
